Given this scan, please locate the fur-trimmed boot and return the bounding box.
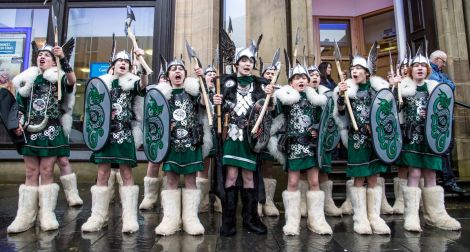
[298,179,308,217]
[350,186,372,234]
[38,183,60,231]
[392,178,406,214]
[182,189,205,235]
[241,188,267,234]
[214,196,222,213]
[306,190,333,235]
[196,177,210,213]
[340,179,353,215]
[120,185,139,233]
[220,186,238,236]
[366,186,391,234]
[60,173,83,207]
[82,186,112,232]
[377,177,394,215]
[320,180,342,217]
[403,186,422,232]
[422,186,461,231]
[139,176,162,210]
[155,189,182,235]
[282,190,301,235]
[263,178,280,216]
[7,185,39,233]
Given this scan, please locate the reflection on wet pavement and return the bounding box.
[0,184,469,251]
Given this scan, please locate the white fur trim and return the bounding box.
[42,67,65,84]
[201,112,213,158]
[119,73,140,91]
[132,96,144,149]
[332,86,350,131]
[156,82,173,100]
[270,114,285,136]
[340,129,349,149]
[317,85,330,95]
[400,77,417,97]
[267,135,285,166]
[344,79,359,99]
[99,73,115,90]
[275,85,300,105]
[305,87,327,107]
[12,67,40,97]
[426,80,440,94]
[184,77,200,97]
[370,76,390,92]
[61,85,76,136]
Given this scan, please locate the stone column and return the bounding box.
[434,0,470,176]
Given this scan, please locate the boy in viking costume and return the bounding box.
[153,58,206,236]
[268,62,332,235]
[394,50,461,232]
[307,64,343,217]
[82,48,148,233]
[257,62,280,217]
[213,43,273,236]
[139,61,168,210]
[8,42,76,233]
[333,44,391,235]
[196,64,223,213]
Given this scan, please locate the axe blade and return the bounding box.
[228,17,233,34]
[334,40,342,62]
[185,40,197,62]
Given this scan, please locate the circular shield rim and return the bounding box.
[369,88,403,164]
[425,83,454,154]
[82,77,111,152]
[143,87,171,164]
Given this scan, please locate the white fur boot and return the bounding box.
[377,177,394,215]
[350,186,372,234]
[182,189,205,235]
[155,189,182,235]
[7,185,39,233]
[403,186,422,232]
[422,186,461,231]
[120,185,140,233]
[60,173,83,207]
[263,178,280,216]
[139,176,162,210]
[340,179,353,215]
[306,190,333,235]
[196,177,210,213]
[392,178,406,214]
[282,190,301,235]
[320,180,342,217]
[38,183,60,231]
[366,186,391,234]
[214,196,222,213]
[299,179,308,217]
[82,186,112,232]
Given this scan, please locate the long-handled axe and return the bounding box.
[125,6,153,75]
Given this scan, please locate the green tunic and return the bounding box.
[346,81,388,177]
[17,74,72,157]
[162,88,204,174]
[91,79,144,167]
[395,83,442,171]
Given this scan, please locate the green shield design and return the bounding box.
[143,88,170,163]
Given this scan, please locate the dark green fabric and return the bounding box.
[237,76,254,86]
[223,139,257,171]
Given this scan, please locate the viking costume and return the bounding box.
[307,64,343,217]
[8,42,76,233]
[397,52,461,232]
[268,63,332,235]
[82,50,144,234]
[332,51,391,235]
[153,58,206,236]
[219,43,268,236]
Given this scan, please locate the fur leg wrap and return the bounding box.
[367,186,391,234]
[82,186,112,232]
[378,177,394,215]
[60,173,83,207]
[282,190,301,235]
[120,185,140,233]
[108,169,117,203]
[7,185,39,233]
[182,189,205,235]
[340,179,354,215]
[214,195,222,213]
[298,179,308,217]
[307,190,333,235]
[139,176,162,210]
[196,177,210,213]
[350,186,372,234]
[320,180,342,217]
[155,189,182,236]
[38,183,60,231]
[422,186,461,230]
[263,178,280,216]
[392,178,407,214]
[403,186,422,232]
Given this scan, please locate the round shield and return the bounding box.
[323,97,341,151]
[247,98,272,153]
[143,88,171,163]
[0,88,25,150]
[316,98,333,169]
[370,88,403,164]
[83,78,111,151]
[425,83,454,154]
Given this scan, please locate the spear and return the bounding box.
[50,3,62,100]
[214,44,222,134]
[334,40,358,131]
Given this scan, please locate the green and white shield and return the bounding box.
[83,78,111,151]
[317,98,333,169]
[323,97,341,151]
[370,88,403,164]
[143,88,170,163]
[425,83,454,154]
[247,98,272,153]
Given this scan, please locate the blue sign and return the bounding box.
[90,62,110,78]
[0,41,16,55]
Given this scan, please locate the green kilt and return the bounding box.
[21,127,70,157]
[320,151,333,173]
[346,135,388,177]
[395,143,442,171]
[222,139,257,171]
[162,146,204,174]
[91,139,137,167]
[286,155,318,171]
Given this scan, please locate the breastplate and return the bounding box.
[170,91,198,151]
[228,84,254,141]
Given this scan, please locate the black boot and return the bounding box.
[220,186,238,236]
[241,188,267,234]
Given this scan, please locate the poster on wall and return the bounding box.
[0,27,32,87]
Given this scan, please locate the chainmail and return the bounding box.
[403,89,428,144]
[109,85,134,144]
[227,83,254,141]
[169,90,199,152]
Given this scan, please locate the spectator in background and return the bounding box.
[318,62,336,90]
[0,60,15,94]
[429,50,465,195]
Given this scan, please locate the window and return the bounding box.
[66,6,155,146]
[319,20,351,82]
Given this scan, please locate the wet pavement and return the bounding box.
[0,184,470,252]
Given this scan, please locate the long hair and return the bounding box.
[318,62,334,84]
